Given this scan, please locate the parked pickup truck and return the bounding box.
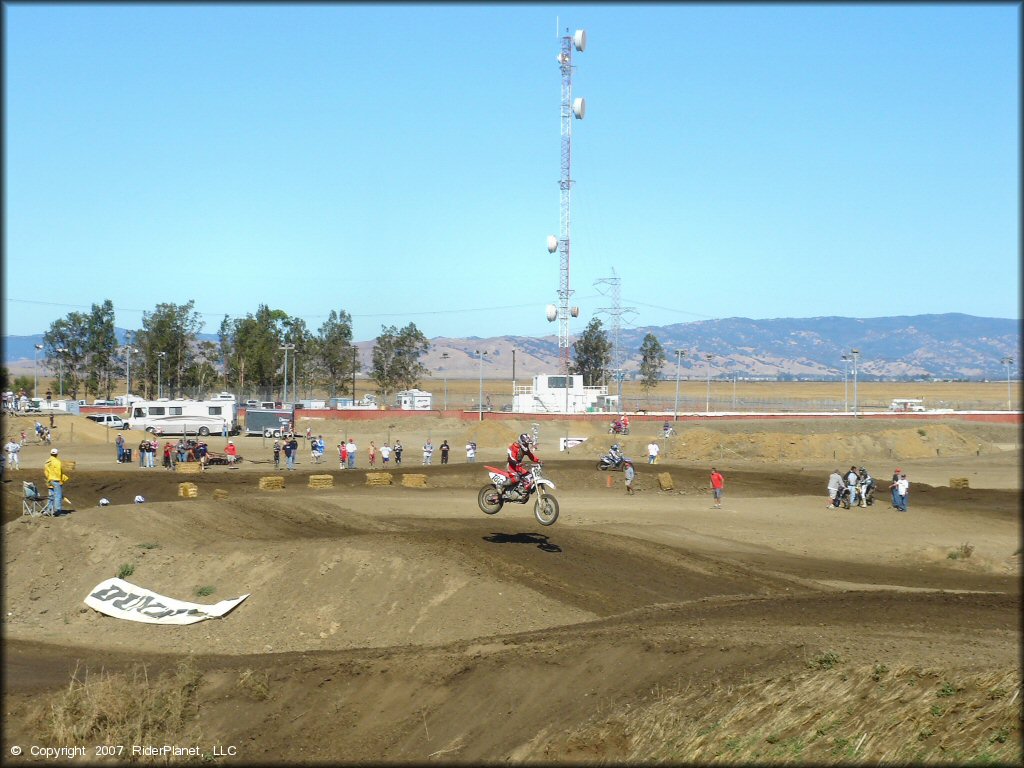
[86,414,129,429]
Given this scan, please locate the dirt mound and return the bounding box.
[2,417,1019,763]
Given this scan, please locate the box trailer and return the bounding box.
[244,408,294,437]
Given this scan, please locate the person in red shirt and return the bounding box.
[710,467,725,508]
[507,433,539,492]
[225,440,238,468]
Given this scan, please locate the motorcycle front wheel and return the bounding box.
[534,492,559,526]
[596,460,608,471]
[478,484,504,515]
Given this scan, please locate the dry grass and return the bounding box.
[32,659,204,758]
[556,664,1022,764]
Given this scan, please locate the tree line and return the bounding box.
[10,303,668,401]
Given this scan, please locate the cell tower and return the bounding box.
[546,27,587,383]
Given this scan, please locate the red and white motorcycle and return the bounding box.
[477,463,559,526]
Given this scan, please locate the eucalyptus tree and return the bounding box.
[638,332,666,396]
[570,318,612,387]
[371,323,430,401]
[222,304,290,399]
[316,309,356,398]
[42,312,90,397]
[85,300,119,398]
[133,301,204,399]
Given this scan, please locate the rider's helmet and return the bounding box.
[518,433,531,449]
[611,443,620,452]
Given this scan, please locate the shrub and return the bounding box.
[117,563,135,579]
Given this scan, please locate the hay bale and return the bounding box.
[62,461,76,473]
[177,482,198,499]
[950,477,970,489]
[401,473,428,488]
[309,474,334,489]
[259,475,285,491]
[212,489,229,500]
[657,472,674,491]
[175,461,202,474]
[365,472,393,486]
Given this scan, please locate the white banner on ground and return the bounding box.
[559,436,588,451]
[84,578,250,625]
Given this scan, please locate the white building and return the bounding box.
[395,389,433,410]
[511,374,607,414]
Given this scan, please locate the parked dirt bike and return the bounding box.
[609,421,630,435]
[477,464,559,526]
[840,485,875,509]
[596,452,629,471]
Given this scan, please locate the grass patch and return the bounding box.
[236,668,270,701]
[947,542,975,560]
[551,665,1022,764]
[32,659,203,748]
[116,563,135,579]
[136,542,161,550]
[194,585,216,598]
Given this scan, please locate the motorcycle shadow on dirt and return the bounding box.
[482,532,562,553]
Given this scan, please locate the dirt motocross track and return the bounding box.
[1,414,1020,764]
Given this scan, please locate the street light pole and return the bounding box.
[440,352,449,411]
[476,349,488,422]
[843,355,851,412]
[56,348,69,398]
[673,350,686,421]
[704,354,713,415]
[156,352,167,399]
[851,349,860,417]
[34,344,43,398]
[279,344,295,405]
[1001,356,1014,410]
[124,347,137,409]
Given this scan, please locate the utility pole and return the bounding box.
[673,350,686,421]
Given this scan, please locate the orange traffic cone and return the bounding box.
[606,475,614,488]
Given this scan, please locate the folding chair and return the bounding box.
[22,481,53,517]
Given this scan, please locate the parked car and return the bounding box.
[92,399,118,406]
[86,414,129,429]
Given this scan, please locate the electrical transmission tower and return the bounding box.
[595,268,637,412]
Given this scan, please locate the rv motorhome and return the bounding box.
[128,398,238,436]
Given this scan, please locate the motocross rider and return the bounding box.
[608,443,624,465]
[857,467,875,508]
[507,433,540,494]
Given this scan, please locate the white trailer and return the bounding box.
[127,398,238,436]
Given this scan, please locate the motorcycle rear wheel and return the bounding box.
[534,492,559,526]
[478,484,504,515]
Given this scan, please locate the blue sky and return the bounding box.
[4,3,1020,343]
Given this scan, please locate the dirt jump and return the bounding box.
[2,412,1020,764]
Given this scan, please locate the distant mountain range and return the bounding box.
[4,313,1018,380]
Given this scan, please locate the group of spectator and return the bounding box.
[268,434,481,470]
[826,466,909,511]
[130,437,213,469]
[2,390,31,412]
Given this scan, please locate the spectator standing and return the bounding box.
[5,438,21,470]
[338,441,348,470]
[380,443,392,465]
[305,427,313,443]
[845,466,860,507]
[893,473,910,512]
[647,441,660,464]
[889,468,902,509]
[225,440,239,467]
[465,440,477,463]
[368,441,377,467]
[43,448,69,515]
[393,439,403,465]
[196,441,208,469]
[222,420,229,439]
[115,433,126,463]
[440,440,450,465]
[20,430,27,446]
[177,439,188,464]
[623,461,636,495]
[347,438,357,469]
[273,440,281,469]
[710,467,725,509]
[827,469,844,508]
[422,439,434,465]
[287,436,299,470]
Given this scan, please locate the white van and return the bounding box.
[127,399,237,436]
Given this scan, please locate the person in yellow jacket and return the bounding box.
[43,448,69,515]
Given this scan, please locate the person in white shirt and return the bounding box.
[5,439,21,470]
[422,439,434,465]
[647,441,660,464]
[380,443,392,464]
[465,441,477,463]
